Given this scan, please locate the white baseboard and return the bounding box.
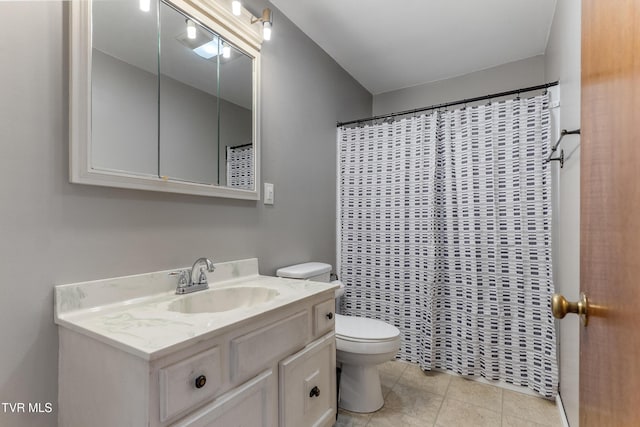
[556,394,570,427]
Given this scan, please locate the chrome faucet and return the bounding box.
[170,257,216,295]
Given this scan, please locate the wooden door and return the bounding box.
[580,0,640,425]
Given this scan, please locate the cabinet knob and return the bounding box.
[309,386,320,398]
[326,312,334,320]
[194,375,207,389]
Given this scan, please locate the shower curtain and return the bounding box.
[338,93,558,398]
[226,144,254,189]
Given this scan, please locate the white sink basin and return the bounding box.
[167,286,279,314]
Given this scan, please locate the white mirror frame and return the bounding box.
[70,0,262,199]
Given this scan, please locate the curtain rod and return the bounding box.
[336,81,559,127]
[228,143,253,149]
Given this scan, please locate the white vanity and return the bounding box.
[54,259,337,426]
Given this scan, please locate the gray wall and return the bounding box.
[92,49,159,176]
[0,2,371,426]
[159,72,220,184]
[544,0,582,425]
[93,49,253,185]
[373,55,546,115]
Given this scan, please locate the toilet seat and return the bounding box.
[335,314,401,354]
[335,314,400,340]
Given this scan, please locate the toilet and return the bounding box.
[276,262,401,413]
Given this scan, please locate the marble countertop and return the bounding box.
[54,258,337,360]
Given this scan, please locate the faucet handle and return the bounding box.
[195,267,208,285]
[169,270,190,288]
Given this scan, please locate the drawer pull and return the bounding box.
[194,375,207,389]
[326,312,333,320]
[309,386,320,398]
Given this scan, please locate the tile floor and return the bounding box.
[334,361,563,427]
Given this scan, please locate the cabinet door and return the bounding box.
[279,333,336,427]
[159,346,222,422]
[171,370,273,427]
[230,310,308,384]
[313,299,335,337]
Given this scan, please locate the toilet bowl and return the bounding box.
[334,314,401,412]
[276,262,401,413]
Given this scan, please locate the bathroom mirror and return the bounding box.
[70,0,262,199]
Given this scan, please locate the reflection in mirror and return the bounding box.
[77,0,261,198]
[91,0,159,177]
[219,44,254,189]
[159,2,220,185]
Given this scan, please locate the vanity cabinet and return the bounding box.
[57,292,336,427]
[279,333,336,427]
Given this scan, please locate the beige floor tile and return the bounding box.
[379,360,410,377]
[398,365,452,396]
[367,410,434,427]
[445,377,503,412]
[502,390,560,426]
[380,381,394,399]
[337,361,560,427]
[502,414,560,427]
[381,382,443,423]
[334,409,371,427]
[435,398,501,427]
[378,360,408,397]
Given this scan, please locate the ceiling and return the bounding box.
[270,0,557,95]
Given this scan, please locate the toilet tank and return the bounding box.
[276,262,332,283]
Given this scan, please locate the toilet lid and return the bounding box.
[335,314,400,342]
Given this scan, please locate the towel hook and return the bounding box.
[545,128,580,168]
[547,149,564,168]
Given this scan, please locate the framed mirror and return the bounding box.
[70,0,262,199]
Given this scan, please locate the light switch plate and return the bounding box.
[264,183,274,205]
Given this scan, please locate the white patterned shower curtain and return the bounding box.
[226,144,254,189]
[338,94,558,398]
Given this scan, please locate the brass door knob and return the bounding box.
[551,292,589,326]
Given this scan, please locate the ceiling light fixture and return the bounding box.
[193,40,220,59]
[251,8,273,41]
[186,19,196,40]
[139,0,150,12]
[262,21,271,41]
[222,43,231,59]
[231,1,242,16]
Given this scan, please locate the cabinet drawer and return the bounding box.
[171,370,273,427]
[279,333,336,427]
[159,346,222,422]
[231,311,308,383]
[313,299,335,337]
